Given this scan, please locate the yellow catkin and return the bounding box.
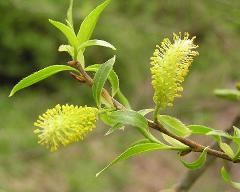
[150,32,199,108]
[34,104,98,152]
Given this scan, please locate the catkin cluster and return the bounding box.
[150,32,198,109]
[34,104,98,151]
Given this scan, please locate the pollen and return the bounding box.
[34,104,98,152]
[150,32,198,108]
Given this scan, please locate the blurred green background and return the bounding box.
[0,0,240,191]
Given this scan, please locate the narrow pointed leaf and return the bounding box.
[58,44,74,57]
[9,65,78,97]
[96,142,172,177]
[219,142,235,159]
[77,0,111,44]
[180,147,208,170]
[116,89,131,109]
[206,130,233,139]
[92,56,115,107]
[162,134,189,149]
[77,50,85,67]
[86,64,129,108]
[108,110,158,142]
[232,127,240,145]
[86,64,119,96]
[158,115,191,137]
[130,139,152,147]
[221,167,240,189]
[214,89,240,101]
[79,40,116,51]
[49,19,78,48]
[108,70,119,96]
[138,109,154,116]
[67,0,74,27]
[188,125,214,135]
[105,123,124,136]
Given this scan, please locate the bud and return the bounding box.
[150,32,198,108]
[34,104,98,152]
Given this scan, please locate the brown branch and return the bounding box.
[173,115,240,192]
[68,60,240,164]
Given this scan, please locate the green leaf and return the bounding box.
[158,115,191,137]
[214,89,240,101]
[108,70,119,96]
[108,110,158,142]
[138,109,154,116]
[49,19,78,49]
[67,0,74,28]
[99,111,115,126]
[77,50,85,67]
[221,167,240,189]
[206,130,233,139]
[105,123,124,136]
[96,142,172,177]
[86,64,130,107]
[162,134,189,149]
[77,0,111,44]
[86,64,119,96]
[234,126,240,137]
[58,44,74,57]
[79,40,116,51]
[233,146,240,161]
[130,139,152,147]
[180,147,208,170]
[219,142,235,159]
[116,89,131,109]
[9,65,78,97]
[188,125,214,135]
[99,111,124,135]
[233,127,240,146]
[92,56,115,107]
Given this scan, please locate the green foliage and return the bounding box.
[219,142,235,159]
[96,141,172,177]
[116,90,131,109]
[9,65,78,97]
[77,0,111,44]
[214,89,240,101]
[158,115,191,137]
[138,109,154,116]
[79,40,116,51]
[188,125,214,135]
[180,147,208,170]
[221,167,240,190]
[49,19,78,49]
[85,64,119,96]
[161,134,189,149]
[67,0,74,27]
[108,110,158,142]
[92,56,115,107]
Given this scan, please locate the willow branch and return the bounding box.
[173,115,240,192]
[68,61,240,163]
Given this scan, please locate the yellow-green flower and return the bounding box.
[34,104,98,152]
[150,32,198,109]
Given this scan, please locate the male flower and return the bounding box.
[150,32,198,109]
[34,104,98,151]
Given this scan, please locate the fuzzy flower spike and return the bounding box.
[34,104,98,152]
[150,32,199,109]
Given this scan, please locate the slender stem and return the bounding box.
[153,105,160,122]
[68,60,240,164]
